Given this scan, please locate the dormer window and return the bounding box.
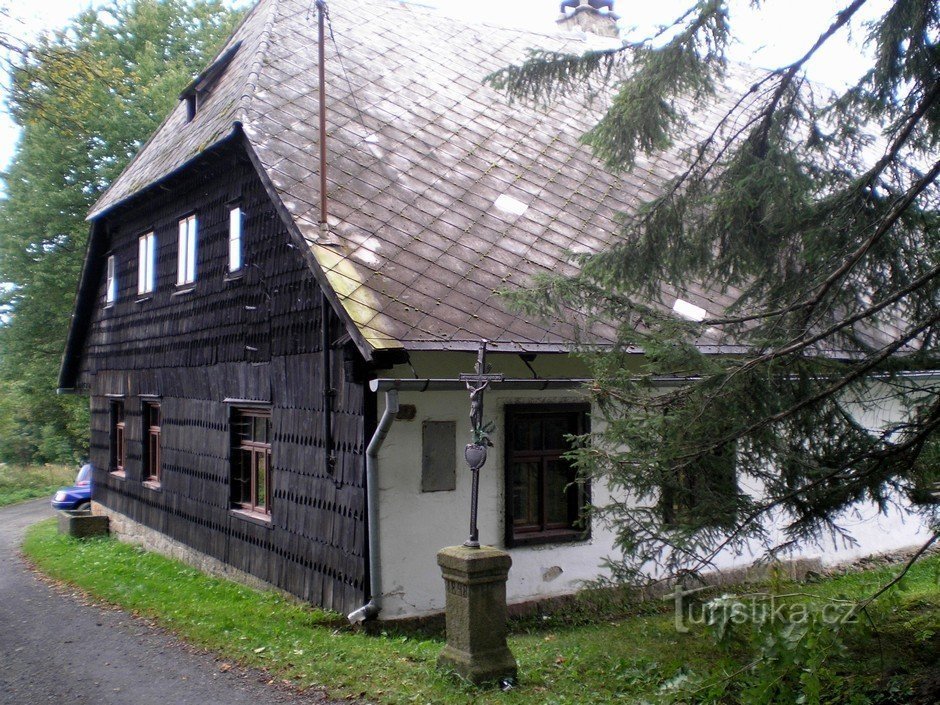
[179,41,241,123]
[185,94,198,122]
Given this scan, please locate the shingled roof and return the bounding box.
[88,0,752,357]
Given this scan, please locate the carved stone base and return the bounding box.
[436,545,517,684]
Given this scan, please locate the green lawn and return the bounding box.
[21,520,940,704]
[0,463,75,507]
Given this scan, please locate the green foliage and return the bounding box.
[0,0,243,463]
[0,462,75,506]
[490,1,940,584]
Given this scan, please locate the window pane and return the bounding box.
[232,448,250,504]
[138,237,147,293]
[543,415,573,450]
[251,415,267,443]
[229,207,242,272]
[106,255,116,303]
[186,216,197,282]
[511,418,540,451]
[233,415,248,442]
[146,233,156,291]
[544,458,573,526]
[175,216,198,285]
[511,460,539,527]
[255,451,266,509]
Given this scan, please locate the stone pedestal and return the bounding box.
[437,545,517,684]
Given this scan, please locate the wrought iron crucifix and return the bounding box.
[459,341,504,548]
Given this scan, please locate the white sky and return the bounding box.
[0,0,888,172]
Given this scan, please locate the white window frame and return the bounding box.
[105,255,117,305]
[177,214,198,286]
[137,232,156,295]
[228,206,242,273]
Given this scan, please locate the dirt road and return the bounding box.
[0,499,336,705]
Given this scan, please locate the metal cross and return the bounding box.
[459,341,503,548]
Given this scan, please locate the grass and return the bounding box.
[0,463,75,507]
[21,520,940,704]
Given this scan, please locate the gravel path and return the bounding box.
[0,499,340,705]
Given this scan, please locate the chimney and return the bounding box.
[557,0,620,38]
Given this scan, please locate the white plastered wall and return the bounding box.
[724,376,936,569]
[373,354,935,619]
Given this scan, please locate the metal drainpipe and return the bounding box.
[347,388,399,623]
[322,296,336,475]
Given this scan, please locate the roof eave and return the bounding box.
[87,126,241,222]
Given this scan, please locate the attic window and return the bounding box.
[105,255,117,305]
[672,298,707,322]
[138,232,156,295]
[228,205,242,272]
[177,214,198,286]
[179,41,242,122]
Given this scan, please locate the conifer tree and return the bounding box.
[489,0,939,582]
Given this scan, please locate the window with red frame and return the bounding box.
[143,402,161,484]
[231,408,272,516]
[504,404,589,546]
[110,401,125,475]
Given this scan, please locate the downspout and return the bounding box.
[347,388,399,623]
[346,376,594,623]
[322,295,336,475]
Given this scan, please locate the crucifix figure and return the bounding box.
[458,340,503,547]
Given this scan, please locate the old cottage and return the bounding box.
[58,0,932,620]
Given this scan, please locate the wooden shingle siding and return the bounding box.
[79,142,367,614]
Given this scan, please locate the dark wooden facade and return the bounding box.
[74,139,369,613]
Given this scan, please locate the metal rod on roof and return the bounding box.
[317,0,329,228]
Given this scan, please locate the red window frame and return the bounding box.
[231,408,272,516]
[143,402,161,484]
[110,401,126,476]
[504,404,589,547]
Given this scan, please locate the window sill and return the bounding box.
[230,507,272,528]
[142,479,161,491]
[508,528,590,548]
[224,271,245,283]
[172,285,196,297]
[136,295,153,304]
[109,470,126,480]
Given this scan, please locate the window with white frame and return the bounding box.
[177,214,198,286]
[228,206,242,273]
[137,232,156,294]
[105,255,117,305]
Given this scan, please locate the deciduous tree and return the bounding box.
[0,0,243,463]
